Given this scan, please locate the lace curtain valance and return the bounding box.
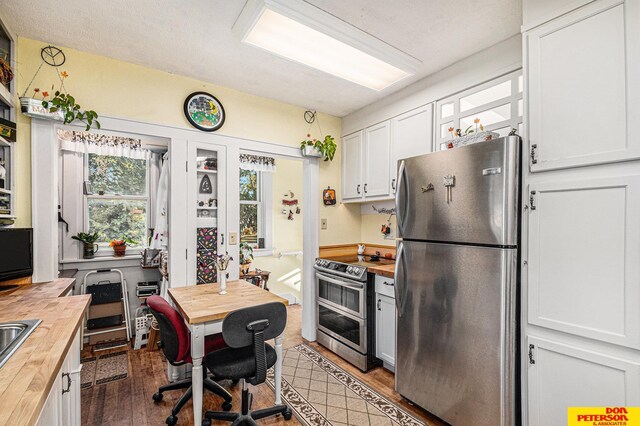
[239,154,276,172]
[57,129,151,160]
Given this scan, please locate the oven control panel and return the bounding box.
[314,259,366,281]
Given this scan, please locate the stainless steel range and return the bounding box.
[314,255,394,372]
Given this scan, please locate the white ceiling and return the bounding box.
[1,0,522,116]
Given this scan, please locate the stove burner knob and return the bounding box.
[346,266,353,273]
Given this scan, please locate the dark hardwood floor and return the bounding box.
[81,305,444,425]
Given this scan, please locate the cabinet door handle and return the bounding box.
[364,184,368,194]
[356,184,361,194]
[62,372,71,394]
[377,299,381,311]
[528,344,535,365]
[220,233,225,245]
[383,281,394,286]
[391,179,396,190]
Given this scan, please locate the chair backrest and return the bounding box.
[147,295,190,364]
[222,302,287,385]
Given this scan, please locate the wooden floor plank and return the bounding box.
[81,305,443,426]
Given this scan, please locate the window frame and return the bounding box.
[83,153,150,255]
[435,70,523,151]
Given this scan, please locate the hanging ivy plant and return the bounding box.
[42,90,100,131]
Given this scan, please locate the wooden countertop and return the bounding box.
[169,280,288,324]
[0,279,90,426]
[368,263,396,278]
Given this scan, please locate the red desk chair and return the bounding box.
[147,295,233,426]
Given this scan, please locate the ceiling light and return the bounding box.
[233,0,421,91]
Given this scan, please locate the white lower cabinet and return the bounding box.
[375,275,396,369]
[37,328,82,426]
[527,336,640,426]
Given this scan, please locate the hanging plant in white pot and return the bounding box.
[299,111,337,161]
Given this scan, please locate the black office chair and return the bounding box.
[202,302,292,426]
[147,295,233,425]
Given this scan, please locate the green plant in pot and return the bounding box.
[109,237,138,257]
[72,232,100,259]
[300,134,336,161]
[239,242,254,274]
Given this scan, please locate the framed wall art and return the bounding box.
[183,91,226,132]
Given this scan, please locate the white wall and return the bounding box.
[342,35,523,135]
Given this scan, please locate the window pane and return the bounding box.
[440,102,454,119]
[460,80,511,112]
[239,169,258,201]
[88,199,147,244]
[441,122,453,138]
[240,204,258,243]
[89,154,147,196]
[460,104,511,129]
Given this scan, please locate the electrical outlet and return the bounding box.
[321,218,328,230]
[229,232,238,245]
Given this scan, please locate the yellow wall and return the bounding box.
[15,38,361,244]
[360,213,397,247]
[252,157,303,301]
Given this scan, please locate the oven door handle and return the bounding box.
[315,272,364,289]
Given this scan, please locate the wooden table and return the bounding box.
[168,280,288,426]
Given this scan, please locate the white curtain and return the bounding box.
[150,154,169,249]
[57,129,151,160]
[239,154,276,172]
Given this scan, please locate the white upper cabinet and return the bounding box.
[526,0,640,172]
[390,104,433,193]
[523,0,593,29]
[526,174,640,349]
[527,336,640,426]
[342,131,364,201]
[363,121,391,198]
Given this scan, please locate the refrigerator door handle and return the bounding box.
[394,241,405,316]
[395,160,408,236]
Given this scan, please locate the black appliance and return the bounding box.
[0,228,33,282]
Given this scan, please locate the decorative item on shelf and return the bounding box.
[199,174,212,193]
[141,248,161,268]
[239,242,254,275]
[109,237,137,257]
[0,118,16,142]
[323,186,336,205]
[300,110,336,161]
[71,231,100,259]
[0,160,5,189]
[203,157,218,170]
[184,92,225,132]
[20,46,100,130]
[208,198,217,207]
[357,244,365,255]
[215,252,233,294]
[0,48,13,86]
[446,118,498,149]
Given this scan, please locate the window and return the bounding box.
[86,154,148,245]
[240,168,260,245]
[435,70,523,150]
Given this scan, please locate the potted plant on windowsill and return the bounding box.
[239,242,254,274]
[71,232,100,259]
[109,237,137,257]
[300,134,337,161]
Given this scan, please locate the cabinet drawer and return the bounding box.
[374,275,395,298]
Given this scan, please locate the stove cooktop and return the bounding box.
[320,255,395,268]
[314,254,395,281]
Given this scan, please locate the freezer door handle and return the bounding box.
[394,241,406,316]
[395,160,408,237]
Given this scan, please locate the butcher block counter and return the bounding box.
[368,263,395,278]
[0,278,89,425]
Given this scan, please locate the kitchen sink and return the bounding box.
[0,319,41,368]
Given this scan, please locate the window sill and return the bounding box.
[253,248,274,258]
[59,254,142,264]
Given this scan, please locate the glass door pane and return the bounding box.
[196,148,219,284]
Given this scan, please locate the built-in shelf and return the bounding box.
[0,85,14,108]
[197,206,218,210]
[196,169,218,174]
[0,188,11,195]
[0,214,16,219]
[0,136,10,147]
[197,217,218,227]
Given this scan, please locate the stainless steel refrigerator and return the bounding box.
[394,135,521,426]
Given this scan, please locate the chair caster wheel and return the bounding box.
[152,392,163,402]
[165,415,177,425]
[203,419,212,426]
[283,408,293,420]
[222,401,233,411]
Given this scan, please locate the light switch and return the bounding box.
[321,218,328,230]
[229,232,238,245]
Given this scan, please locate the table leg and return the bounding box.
[274,333,283,405]
[191,324,205,426]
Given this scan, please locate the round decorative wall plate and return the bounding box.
[183,92,225,132]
